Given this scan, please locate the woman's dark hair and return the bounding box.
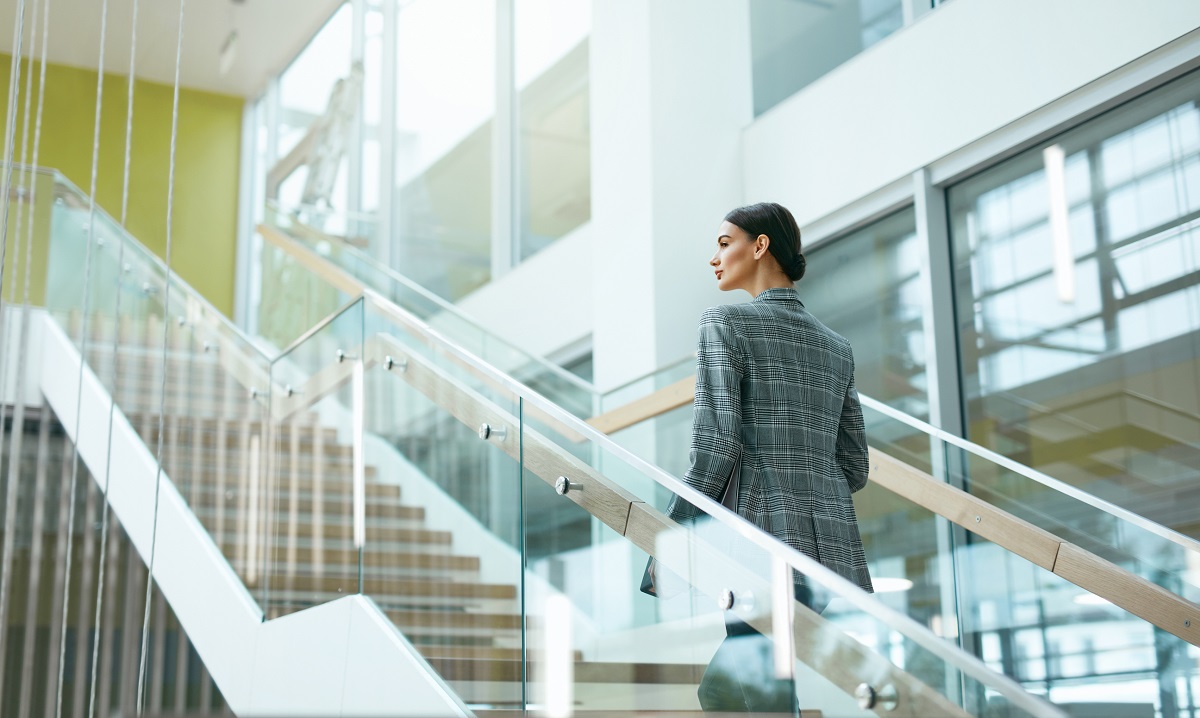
[724,202,806,282]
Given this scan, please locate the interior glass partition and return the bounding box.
[948,67,1200,544]
[518,363,1061,717]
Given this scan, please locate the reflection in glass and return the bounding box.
[393,0,495,300]
[276,2,354,225]
[804,207,927,420]
[750,0,907,117]
[949,68,1200,710]
[516,0,591,262]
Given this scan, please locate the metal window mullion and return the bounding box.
[491,0,516,280]
[913,167,974,708]
[900,0,934,26]
[234,99,261,331]
[914,168,965,437]
[377,0,397,269]
[347,0,366,226]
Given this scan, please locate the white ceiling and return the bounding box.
[0,0,344,97]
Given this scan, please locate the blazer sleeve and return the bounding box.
[836,372,870,493]
[667,308,745,524]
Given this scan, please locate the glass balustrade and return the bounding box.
[245,286,1064,716]
[601,357,1200,716]
[43,169,274,603]
[28,162,1119,716]
[259,204,595,418]
[263,297,365,616]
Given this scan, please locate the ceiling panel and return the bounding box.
[0,0,344,97]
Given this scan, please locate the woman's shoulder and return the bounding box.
[699,302,759,323]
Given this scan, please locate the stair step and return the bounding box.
[233,545,478,570]
[342,576,517,600]
[427,658,706,685]
[215,523,448,545]
[177,480,400,507]
[192,506,430,532]
[263,605,519,632]
[190,493,421,519]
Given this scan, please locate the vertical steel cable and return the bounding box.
[0,0,41,690]
[0,0,27,306]
[89,1,138,715]
[0,0,28,697]
[17,25,53,714]
[56,1,109,715]
[136,0,185,711]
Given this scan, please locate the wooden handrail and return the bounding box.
[587,376,695,434]
[869,448,1199,646]
[258,223,366,297]
[590,376,1200,647]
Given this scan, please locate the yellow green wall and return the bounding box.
[0,55,243,316]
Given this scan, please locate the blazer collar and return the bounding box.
[753,287,804,307]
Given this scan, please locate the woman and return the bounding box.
[664,201,873,714]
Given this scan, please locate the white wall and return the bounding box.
[456,220,593,360]
[745,0,1200,228]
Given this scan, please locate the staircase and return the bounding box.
[73,309,716,712]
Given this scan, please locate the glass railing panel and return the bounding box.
[862,401,1200,715]
[260,205,594,418]
[264,298,365,618]
[520,389,1063,717]
[255,230,350,353]
[359,315,524,708]
[43,170,275,600]
[598,352,696,416]
[945,438,1200,603]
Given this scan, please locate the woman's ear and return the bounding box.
[755,234,770,259]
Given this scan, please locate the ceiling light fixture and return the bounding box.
[219,0,245,75]
[872,577,914,594]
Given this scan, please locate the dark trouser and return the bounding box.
[696,585,825,715]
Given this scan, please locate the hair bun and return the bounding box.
[790,253,807,282]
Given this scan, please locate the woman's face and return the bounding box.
[710,221,757,292]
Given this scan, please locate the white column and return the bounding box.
[590,0,752,391]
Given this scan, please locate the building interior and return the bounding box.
[0,0,1198,716]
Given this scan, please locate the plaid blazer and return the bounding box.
[667,287,873,593]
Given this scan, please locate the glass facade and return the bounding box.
[943,68,1200,710]
[949,68,1200,543]
[515,0,591,261]
[275,4,355,230]
[749,0,910,117]
[803,207,928,419]
[249,0,593,304]
[393,0,496,300]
